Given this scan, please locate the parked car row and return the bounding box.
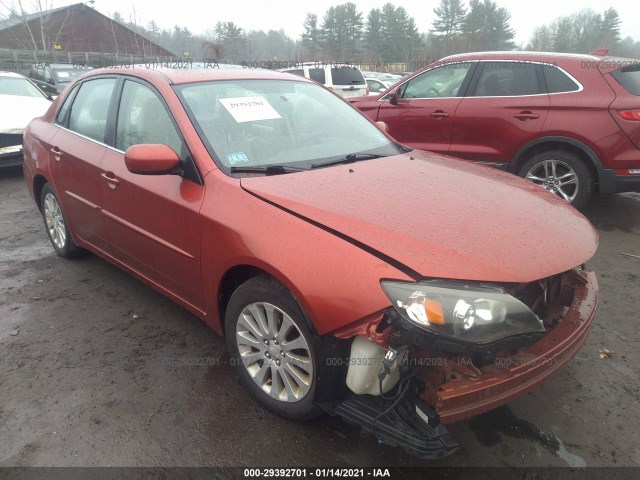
[349,51,640,208]
[22,62,599,459]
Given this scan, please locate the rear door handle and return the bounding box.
[513,111,540,120]
[101,172,120,189]
[430,110,450,119]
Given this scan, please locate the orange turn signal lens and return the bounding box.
[424,299,445,325]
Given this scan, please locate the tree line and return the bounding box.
[121,0,638,64]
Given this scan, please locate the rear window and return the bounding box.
[330,66,365,86]
[543,65,580,93]
[611,65,640,96]
[309,68,326,84]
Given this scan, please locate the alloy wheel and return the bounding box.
[43,192,67,249]
[235,302,313,402]
[525,159,579,203]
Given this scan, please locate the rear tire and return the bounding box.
[40,183,83,258]
[225,275,322,420]
[519,150,593,209]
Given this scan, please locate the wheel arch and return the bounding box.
[216,264,318,338]
[33,174,49,212]
[509,137,602,191]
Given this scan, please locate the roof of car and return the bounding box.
[30,63,79,68]
[441,51,604,63]
[86,67,312,85]
[0,71,27,78]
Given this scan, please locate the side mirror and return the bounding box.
[375,121,389,133]
[389,91,398,105]
[124,144,182,175]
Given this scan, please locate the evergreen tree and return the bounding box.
[431,0,466,46]
[600,8,621,48]
[302,13,321,59]
[364,8,383,63]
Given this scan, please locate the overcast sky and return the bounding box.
[40,1,640,45]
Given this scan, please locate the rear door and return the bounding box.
[451,61,549,166]
[376,62,476,153]
[99,79,205,311]
[49,77,116,253]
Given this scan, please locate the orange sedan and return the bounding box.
[22,67,598,459]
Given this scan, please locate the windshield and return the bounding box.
[0,77,46,97]
[53,68,90,83]
[176,79,401,172]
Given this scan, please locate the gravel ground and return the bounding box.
[1,166,639,469]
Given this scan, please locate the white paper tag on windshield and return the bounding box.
[219,96,281,123]
[57,71,70,78]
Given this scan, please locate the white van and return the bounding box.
[279,62,368,98]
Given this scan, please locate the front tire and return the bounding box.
[225,275,321,420]
[40,183,83,258]
[519,150,593,209]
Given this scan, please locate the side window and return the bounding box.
[44,69,52,83]
[402,63,473,99]
[67,78,116,142]
[287,69,304,77]
[308,68,326,84]
[472,62,543,97]
[115,80,182,154]
[543,65,580,93]
[55,85,79,125]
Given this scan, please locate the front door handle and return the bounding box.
[513,111,540,120]
[101,172,120,189]
[430,110,450,119]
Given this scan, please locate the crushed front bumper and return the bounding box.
[422,271,598,424]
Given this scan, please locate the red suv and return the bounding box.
[350,51,640,209]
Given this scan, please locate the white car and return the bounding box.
[0,71,52,167]
[366,78,395,95]
[279,63,368,98]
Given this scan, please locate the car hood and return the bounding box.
[240,151,598,283]
[0,94,51,134]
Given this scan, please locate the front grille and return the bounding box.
[0,133,23,149]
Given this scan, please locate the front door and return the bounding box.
[100,79,205,310]
[376,62,476,153]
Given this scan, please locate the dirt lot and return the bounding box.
[1,165,639,469]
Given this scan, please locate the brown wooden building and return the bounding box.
[0,3,175,56]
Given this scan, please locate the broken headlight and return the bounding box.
[381,280,545,345]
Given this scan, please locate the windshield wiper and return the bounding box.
[311,153,388,169]
[229,165,307,175]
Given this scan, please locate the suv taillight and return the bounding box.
[618,109,640,121]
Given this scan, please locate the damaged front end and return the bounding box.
[326,268,598,459]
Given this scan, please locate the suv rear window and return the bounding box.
[611,65,640,96]
[543,65,580,93]
[331,66,365,86]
